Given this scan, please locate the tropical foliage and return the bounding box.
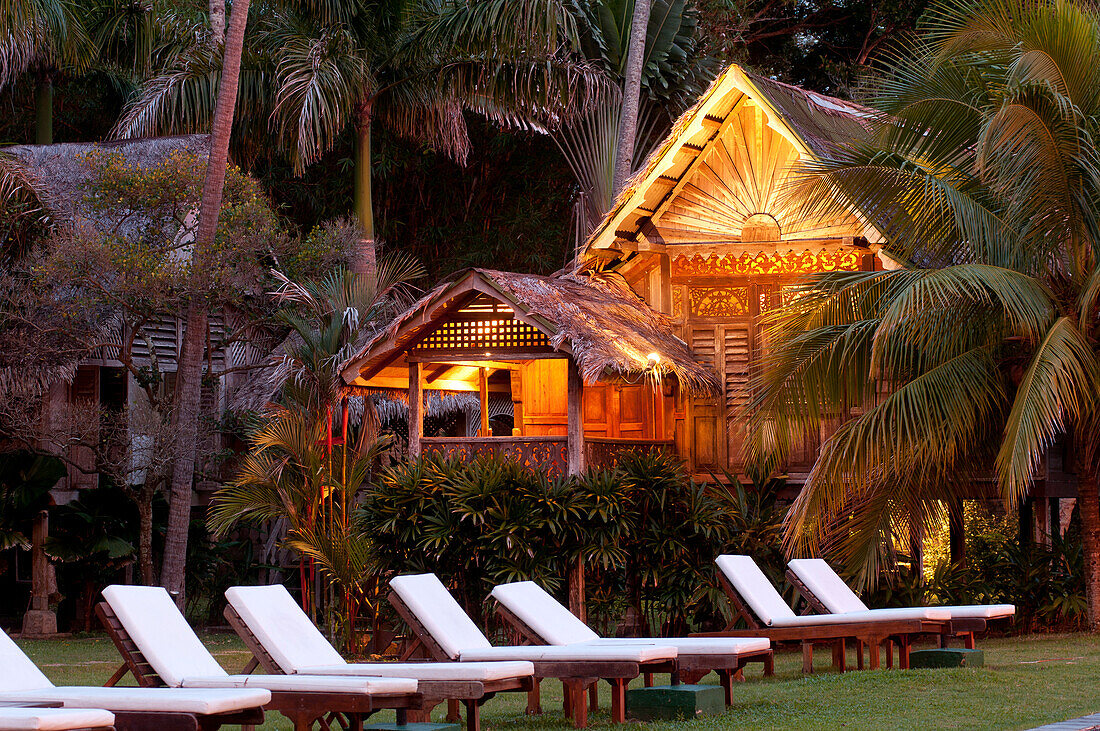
[362,451,786,636]
[744,0,1100,627]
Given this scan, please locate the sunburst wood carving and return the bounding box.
[656,102,863,242]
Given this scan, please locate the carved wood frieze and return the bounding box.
[671,249,863,277]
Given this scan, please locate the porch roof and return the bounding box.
[339,268,721,396]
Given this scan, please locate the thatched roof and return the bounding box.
[0,136,211,398]
[2,135,210,239]
[582,64,878,255]
[340,268,721,397]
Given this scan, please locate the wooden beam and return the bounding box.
[567,359,584,475]
[409,361,423,458]
[425,364,454,383]
[479,368,490,437]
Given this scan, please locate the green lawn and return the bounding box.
[14,631,1099,730]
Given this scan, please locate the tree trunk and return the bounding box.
[35,78,52,145]
[353,102,376,275]
[159,0,250,605]
[209,0,226,44]
[611,0,651,199]
[1077,456,1100,631]
[138,483,156,585]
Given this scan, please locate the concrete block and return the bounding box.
[909,648,984,668]
[626,684,725,721]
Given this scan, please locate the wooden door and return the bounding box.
[520,359,568,436]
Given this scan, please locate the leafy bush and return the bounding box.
[361,452,786,637]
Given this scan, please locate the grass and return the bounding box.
[14,631,1100,730]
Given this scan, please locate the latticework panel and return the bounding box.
[412,317,552,354]
[689,286,751,317]
[672,249,863,277]
[422,438,567,477]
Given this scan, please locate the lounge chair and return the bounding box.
[490,580,772,704]
[223,584,535,731]
[388,573,678,728]
[0,707,115,731]
[787,558,1015,648]
[0,627,269,730]
[98,585,423,731]
[695,555,955,672]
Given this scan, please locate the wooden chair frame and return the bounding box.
[783,568,986,651]
[223,603,533,731]
[95,602,422,731]
[388,590,664,728]
[690,572,957,673]
[491,598,773,707]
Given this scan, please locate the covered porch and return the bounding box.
[340,269,720,475]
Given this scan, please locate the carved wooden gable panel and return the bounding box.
[655,101,864,243]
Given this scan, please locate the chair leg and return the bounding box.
[610,678,626,724]
[463,700,480,731]
[718,669,733,705]
[567,681,589,728]
[802,641,814,674]
[764,652,775,677]
[446,699,461,723]
[964,632,976,650]
[563,682,573,719]
[899,636,911,669]
[588,683,599,711]
[886,640,894,669]
[868,640,881,670]
[857,640,865,670]
[832,639,846,672]
[526,678,542,715]
[643,672,654,687]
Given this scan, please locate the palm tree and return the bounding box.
[554,0,712,242]
[611,0,652,199]
[114,0,601,272]
[161,0,251,602]
[209,257,422,638]
[745,0,1100,628]
[0,0,91,143]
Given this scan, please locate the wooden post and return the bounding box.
[567,358,584,475]
[408,361,422,458]
[22,510,57,636]
[479,367,490,436]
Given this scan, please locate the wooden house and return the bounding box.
[340,64,890,479]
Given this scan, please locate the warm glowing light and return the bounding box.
[646,352,661,366]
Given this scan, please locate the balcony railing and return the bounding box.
[584,437,675,471]
[421,436,568,476]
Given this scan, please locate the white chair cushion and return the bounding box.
[787,559,869,613]
[933,604,1016,619]
[180,674,418,694]
[715,555,797,626]
[101,585,228,687]
[769,606,952,627]
[389,574,492,659]
[490,582,600,645]
[225,585,345,673]
[457,644,676,662]
[0,630,55,692]
[588,637,771,655]
[0,687,270,715]
[0,708,114,730]
[305,661,534,681]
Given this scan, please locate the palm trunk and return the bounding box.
[159,0,251,604]
[209,0,226,44]
[353,101,376,276]
[35,78,52,145]
[1077,453,1100,631]
[611,0,651,199]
